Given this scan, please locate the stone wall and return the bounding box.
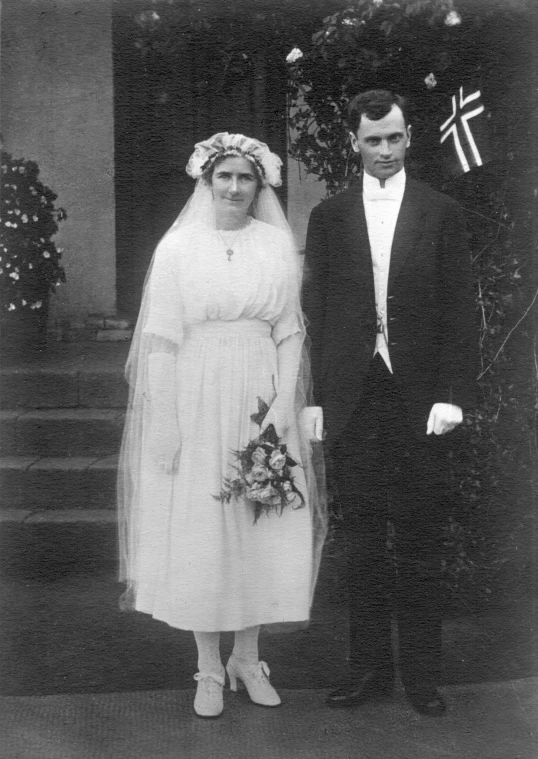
[0,0,324,326]
[1,0,116,327]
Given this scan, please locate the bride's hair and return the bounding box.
[202,153,264,191]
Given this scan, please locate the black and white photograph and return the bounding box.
[0,1,536,757]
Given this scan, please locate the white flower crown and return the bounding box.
[186,133,283,187]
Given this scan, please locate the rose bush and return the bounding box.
[1,149,66,317]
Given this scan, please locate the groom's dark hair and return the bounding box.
[347,90,410,133]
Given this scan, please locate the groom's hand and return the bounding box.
[426,403,463,435]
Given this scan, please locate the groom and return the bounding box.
[303,90,477,716]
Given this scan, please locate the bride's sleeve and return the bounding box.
[142,235,184,346]
[271,232,306,346]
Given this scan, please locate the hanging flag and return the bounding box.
[439,86,492,176]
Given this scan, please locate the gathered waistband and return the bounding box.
[187,318,272,338]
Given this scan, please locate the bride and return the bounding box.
[118,133,326,718]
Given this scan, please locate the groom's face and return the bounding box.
[350,104,411,181]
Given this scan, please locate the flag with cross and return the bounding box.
[439,86,492,177]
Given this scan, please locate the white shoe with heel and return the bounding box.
[193,671,225,718]
[226,654,281,707]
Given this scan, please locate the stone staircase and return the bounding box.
[0,341,129,521]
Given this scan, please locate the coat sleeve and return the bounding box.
[435,198,478,412]
[302,203,330,406]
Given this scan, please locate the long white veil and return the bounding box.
[118,177,328,624]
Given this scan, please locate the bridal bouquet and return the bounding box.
[214,398,305,524]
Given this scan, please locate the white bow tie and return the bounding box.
[363,186,401,202]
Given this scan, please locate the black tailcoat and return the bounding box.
[303,176,478,685]
[303,177,477,444]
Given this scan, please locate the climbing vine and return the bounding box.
[286,0,536,609]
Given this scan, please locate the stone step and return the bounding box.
[85,314,134,342]
[0,509,118,579]
[0,508,117,523]
[0,364,128,410]
[0,455,118,509]
[0,409,125,457]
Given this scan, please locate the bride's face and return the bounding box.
[211,156,259,220]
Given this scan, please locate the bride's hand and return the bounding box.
[260,400,292,438]
[148,420,181,474]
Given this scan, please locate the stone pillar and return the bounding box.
[286,155,327,252]
[286,101,326,252]
[1,0,116,327]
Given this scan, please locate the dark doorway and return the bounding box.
[112,5,289,318]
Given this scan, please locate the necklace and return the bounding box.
[216,218,251,261]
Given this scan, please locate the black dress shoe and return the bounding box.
[406,687,446,716]
[326,669,394,708]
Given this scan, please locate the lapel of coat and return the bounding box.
[388,178,428,291]
[334,181,373,285]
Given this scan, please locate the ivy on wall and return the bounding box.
[286,0,536,609]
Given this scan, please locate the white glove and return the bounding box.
[299,406,324,441]
[148,413,181,474]
[426,403,463,435]
[260,397,293,438]
[148,352,181,473]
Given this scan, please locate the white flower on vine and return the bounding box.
[22,299,27,306]
[21,214,28,223]
[137,10,160,28]
[372,0,383,6]
[8,303,16,311]
[43,251,51,258]
[9,272,19,280]
[28,263,33,269]
[32,301,43,309]
[445,10,461,26]
[32,215,38,222]
[286,47,303,63]
[424,73,437,89]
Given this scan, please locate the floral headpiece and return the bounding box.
[186,133,282,187]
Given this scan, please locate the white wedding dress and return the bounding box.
[128,219,313,631]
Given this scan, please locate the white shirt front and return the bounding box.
[363,168,406,372]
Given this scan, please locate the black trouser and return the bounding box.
[331,354,448,689]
